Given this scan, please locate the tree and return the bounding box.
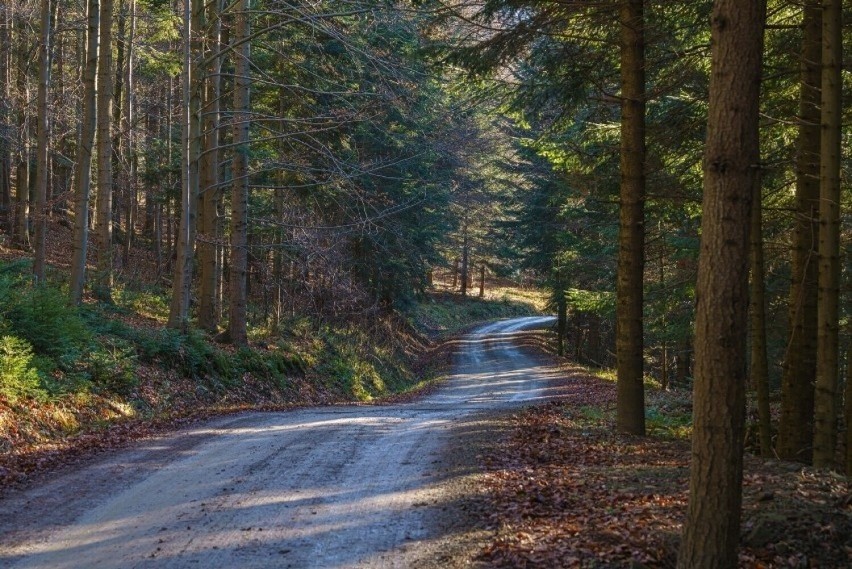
[677,0,765,566]
[197,0,222,332]
[32,0,53,283]
[70,0,100,305]
[750,172,772,458]
[615,0,646,436]
[94,0,115,302]
[0,7,10,220]
[228,0,251,345]
[167,0,204,330]
[777,0,821,464]
[812,0,842,470]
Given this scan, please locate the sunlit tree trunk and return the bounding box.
[750,173,772,458]
[778,0,821,464]
[812,0,842,470]
[32,0,53,283]
[70,0,100,304]
[228,0,251,345]
[168,0,205,329]
[677,1,765,567]
[616,0,645,435]
[94,0,115,302]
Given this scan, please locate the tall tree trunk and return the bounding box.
[167,0,205,329]
[778,0,821,464]
[228,0,251,345]
[94,0,115,302]
[812,0,842,470]
[0,8,11,222]
[32,0,53,283]
[15,12,30,250]
[197,0,222,332]
[845,342,852,476]
[70,0,100,304]
[616,0,646,436]
[750,173,772,458]
[677,1,765,567]
[122,0,136,264]
[460,223,469,297]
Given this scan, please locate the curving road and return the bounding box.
[0,316,558,569]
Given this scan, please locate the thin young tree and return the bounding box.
[677,0,765,566]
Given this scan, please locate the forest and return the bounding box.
[0,0,850,567]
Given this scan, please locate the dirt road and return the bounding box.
[0,316,559,568]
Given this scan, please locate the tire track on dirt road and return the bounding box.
[0,316,561,568]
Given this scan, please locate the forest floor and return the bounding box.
[439,344,852,568]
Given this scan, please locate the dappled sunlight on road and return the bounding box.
[0,316,561,569]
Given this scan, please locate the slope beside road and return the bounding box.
[0,316,560,568]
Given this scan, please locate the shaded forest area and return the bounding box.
[0,0,851,566]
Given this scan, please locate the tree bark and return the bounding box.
[0,8,11,224]
[460,221,469,297]
[677,1,765,567]
[167,0,205,329]
[122,0,137,265]
[750,173,772,458]
[778,0,821,464]
[32,0,53,283]
[812,0,842,470]
[228,0,251,345]
[15,12,30,250]
[616,0,646,436]
[846,343,852,476]
[94,0,115,302]
[197,0,222,332]
[70,0,100,304]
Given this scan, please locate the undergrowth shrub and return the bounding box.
[0,335,44,402]
[3,282,90,363]
[88,337,138,395]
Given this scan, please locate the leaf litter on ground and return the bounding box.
[476,364,851,568]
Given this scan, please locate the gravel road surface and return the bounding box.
[0,316,558,568]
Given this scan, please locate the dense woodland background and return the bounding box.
[0,0,851,566]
